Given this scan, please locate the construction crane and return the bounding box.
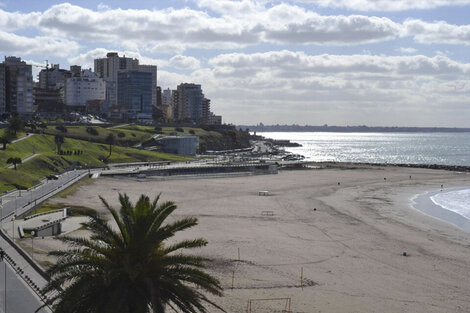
[30,60,49,87]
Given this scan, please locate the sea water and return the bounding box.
[259,131,470,229]
[258,132,470,166]
[431,189,470,221]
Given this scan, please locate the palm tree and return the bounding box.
[0,134,11,150]
[105,133,115,160]
[54,134,64,154]
[6,157,22,170]
[39,193,224,313]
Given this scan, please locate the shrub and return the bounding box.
[154,126,162,132]
[56,125,67,133]
[174,127,184,132]
[189,129,195,135]
[117,132,126,138]
[86,127,99,136]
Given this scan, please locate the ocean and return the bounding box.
[258,132,470,166]
[259,131,470,229]
[431,188,470,221]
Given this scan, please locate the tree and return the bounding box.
[0,133,12,150]
[6,157,22,170]
[40,193,224,313]
[105,133,116,160]
[54,134,64,154]
[7,116,24,136]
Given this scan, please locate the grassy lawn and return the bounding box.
[27,202,96,217]
[116,125,223,138]
[0,133,190,192]
[43,125,154,147]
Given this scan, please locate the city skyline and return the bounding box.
[0,1,470,126]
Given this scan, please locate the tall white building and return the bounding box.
[65,69,105,108]
[162,88,172,106]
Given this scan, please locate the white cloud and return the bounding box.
[36,3,260,51]
[67,48,168,69]
[0,9,40,31]
[1,3,469,52]
[0,31,79,57]
[262,6,400,45]
[7,2,399,51]
[169,55,201,70]
[201,51,470,125]
[404,19,470,46]
[289,0,470,12]
[209,51,470,77]
[97,3,111,11]
[396,47,417,54]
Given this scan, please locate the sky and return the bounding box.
[1,0,470,127]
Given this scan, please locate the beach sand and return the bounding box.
[30,165,470,312]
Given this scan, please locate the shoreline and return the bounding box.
[412,187,470,233]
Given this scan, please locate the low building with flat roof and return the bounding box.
[155,135,199,156]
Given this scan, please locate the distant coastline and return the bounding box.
[240,124,470,133]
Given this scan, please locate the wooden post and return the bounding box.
[238,247,240,261]
[231,270,234,290]
[300,267,303,288]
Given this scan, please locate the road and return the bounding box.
[0,262,48,313]
[1,170,88,222]
[0,170,89,313]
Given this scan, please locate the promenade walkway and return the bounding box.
[5,154,38,169]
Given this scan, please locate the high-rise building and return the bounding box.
[175,83,204,123]
[34,87,64,114]
[70,65,82,77]
[0,63,5,114]
[156,86,162,107]
[94,53,158,117]
[3,56,34,115]
[117,71,153,120]
[94,52,139,110]
[65,69,105,110]
[94,52,139,81]
[35,64,72,114]
[137,64,157,108]
[170,89,179,120]
[38,64,71,89]
[202,98,211,124]
[162,88,172,106]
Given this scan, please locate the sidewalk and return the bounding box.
[0,229,52,312]
[5,153,38,169]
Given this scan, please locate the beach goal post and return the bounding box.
[246,297,292,313]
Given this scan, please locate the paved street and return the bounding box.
[0,261,48,313]
[0,169,88,313]
[1,170,88,222]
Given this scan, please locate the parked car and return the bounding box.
[46,175,59,180]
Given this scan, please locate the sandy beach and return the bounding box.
[28,165,470,313]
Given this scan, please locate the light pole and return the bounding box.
[0,198,3,230]
[11,216,15,240]
[31,231,35,261]
[0,249,6,313]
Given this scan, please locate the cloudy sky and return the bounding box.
[1,0,470,126]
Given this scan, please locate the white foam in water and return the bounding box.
[431,189,470,220]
